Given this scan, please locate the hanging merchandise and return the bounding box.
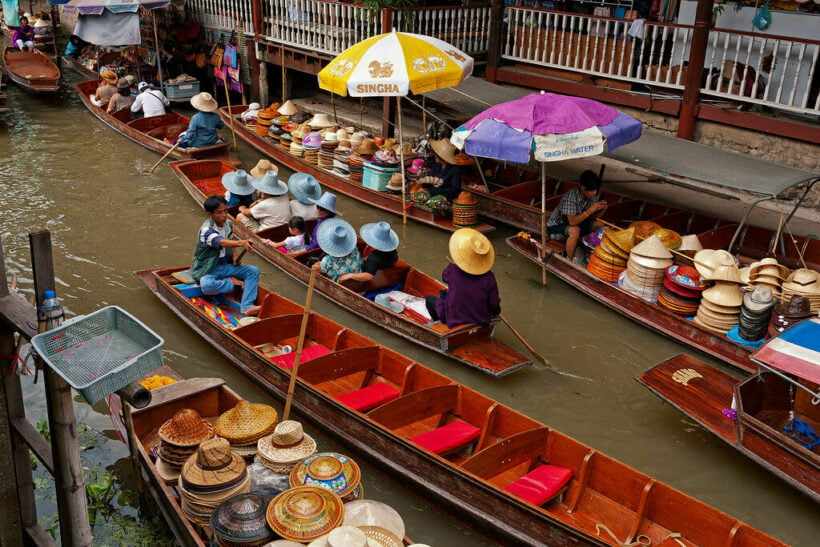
[212,34,225,69]
[752,4,771,31]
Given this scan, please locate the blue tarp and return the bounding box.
[2,0,20,26]
[50,0,169,15]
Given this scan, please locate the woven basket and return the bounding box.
[214,401,278,444]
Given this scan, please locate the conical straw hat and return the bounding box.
[289,453,361,498]
[278,100,300,116]
[693,249,735,278]
[702,281,743,307]
[342,500,405,540]
[603,228,636,253]
[214,400,278,443]
[704,264,742,283]
[652,228,682,250]
[599,237,630,260]
[749,257,789,280]
[266,486,345,543]
[630,235,673,259]
[783,268,820,295]
[678,234,703,252]
[180,438,247,490]
[449,228,494,275]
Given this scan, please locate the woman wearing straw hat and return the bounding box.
[410,139,463,211]
[107,78,136,114]
[289,191,342,258]
[426,228,500,328]
[316,219,361,282]
[179,92,224,148]
[237,171,291,231]
[91,69,120,107]
[288,172,322,221]
[338,222,399,284]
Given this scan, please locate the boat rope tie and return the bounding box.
[783,418,820,450]
[594,524,651,546]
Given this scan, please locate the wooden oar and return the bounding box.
[499,315,549,366]
[144,141,181,174]
[283,263,319,421]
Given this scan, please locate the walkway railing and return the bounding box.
[188,0,254,34]
[393,5,492,55]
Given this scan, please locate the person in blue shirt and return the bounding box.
[180,92,224,148]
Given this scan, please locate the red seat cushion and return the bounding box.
[411,421,480,454]
[336,383,400,412]
[504,465,573,505]
[271,344,332,369]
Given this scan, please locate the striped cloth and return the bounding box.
[752,317,820,385]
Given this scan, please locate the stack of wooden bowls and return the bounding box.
[694,264,744,334]
[781,268,820,313]
[619,235,673,302]
[588,228,635,282]
[256,108,276,136]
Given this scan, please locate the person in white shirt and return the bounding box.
[130,81,170,118]
[237,171,291,231]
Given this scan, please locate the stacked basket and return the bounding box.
[155,409,215,484]
[256,420,317,474]
[619,236,673,302]
[214,400,278,458]
[657,265,704,316]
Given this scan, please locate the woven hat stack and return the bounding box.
[257,420,317,474]
[307,525,403,547]
[657,265,704,317]
[780,268,820,313]
[694,264,744,334]
[155,408,215,483]
[746,258,789,297]
[319,133,339,170]
[674,234,703,266]
[693,249,736,279]
[303,132,322,166]
[348,151,366,184]
[652,228,682,250]
[738,285,775,342]
[256,108,277,136]
[588,228,635,282]
[214,400,278,458]
[289,452,363,502]
[769,294,813,337]
[179,438,251,525]
[628,220,661,240]
[266,486,345,543]
[620,235,673,302]
[452,191,478,228]
[332,145,351,178]
[210,493,274,547]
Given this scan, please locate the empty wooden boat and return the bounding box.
[75,80,237,163]
[2,47,59,93]
[170,159,530,377]
[638,319,820,502]
[135,265,786,546]
[216,105,493,234]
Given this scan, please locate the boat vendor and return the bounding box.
[288,192,341,258]
[91,69,119,107]
[316,218,362,282]
[191,195,261,316]
[12,17,35,51]
[409,139,463,211]
[236,170,291,232]
[426,228,500,328]
[107,78,136,114]
[130,81,170,118]
[338,222,399,284]
[179,92,224,148]
[288,172,322,221]
[547,170,608,264]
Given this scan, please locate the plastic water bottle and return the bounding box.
[39,290,65,331]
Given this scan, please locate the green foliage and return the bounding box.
[36,419,50,442]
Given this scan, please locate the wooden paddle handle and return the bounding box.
[283,264,319,421]
[146,141,181,174]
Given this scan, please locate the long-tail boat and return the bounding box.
[216,105,493,234]
[637,319,820,502]
[1,47,59,93]
[169,159,530,377]
[134,265,786,546]
[75,80,237,163]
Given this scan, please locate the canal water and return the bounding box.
[1,72,817,545]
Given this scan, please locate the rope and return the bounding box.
[595,524,651,546]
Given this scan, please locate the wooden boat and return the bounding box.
[75,80,237,163]
[216,105,494,234]
[66,50,125,80]
[1,47,59,93]
[638,354,819,503]
[135,265,786,546]
[170,159,530,377]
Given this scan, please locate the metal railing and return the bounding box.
[187,0,254,34]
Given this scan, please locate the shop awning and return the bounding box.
[51,0,170,15]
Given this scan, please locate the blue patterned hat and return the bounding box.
[360,221,399,252]
[317,219,356,257]
[288,172,322,205]
[252,170,288,196]
[310,191,342,216]
[221,170,254,196]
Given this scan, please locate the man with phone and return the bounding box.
[547,170,608,265]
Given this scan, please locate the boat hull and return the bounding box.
[2,47,60,93]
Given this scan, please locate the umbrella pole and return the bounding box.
[398,96,407,225]
[283,264,319,421]
[541,163,548,287]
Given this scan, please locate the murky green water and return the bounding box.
[1,69,817,545]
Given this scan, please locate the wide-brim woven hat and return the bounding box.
[214,400,278,444]
[311,192,341,216]
[289,172,322,204]
[252,170,289,196]
[250,159,278,179]
[181,437,247,489]
[629,253,672,270]
[604,228,637,253]
[318,218,357,257]
[278,100,300,116]
[743,285,774,313]
[702,281,744,308]
[258,420,317,464]
[449,228,494,275]
[749,258,789,280]
[598,238,629,261]
[665,265,704,291]
[628,220,661,240]
[386,173,403,192]
[266,486,345,543]
[350,132,364,148]
[303,132,323,147]
[291,123,311,140]
[210,493,274,545]
[678,234,703,252]
[101,69,117,84]
[356,138,377,156]
[704,264,742,283]
[222,169,255,196]
[360,221,399,252]
[693,249,736,278]
[191,92,219,112]
[430,139,458,165]
[307,526,368,547]
[158,408,215,447]
[342,500,405,540]
[289,452,362,498]
[652,228,682,250]
[630,235,673,259]
[309,113,335,128]
[783,268,820,295]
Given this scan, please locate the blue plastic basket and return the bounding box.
[31,306,164,404]
[363,162,399,191]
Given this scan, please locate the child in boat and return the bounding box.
[237,171,291,232]
[546,170,608,265]
[12,18,35,51]
[288,192,341,258]
[107,78,136,114]
[264,216,309,253]
[221,170,255,208]
[338,221,399,284]
[179,92,224,148]
[316,218,361,282]
[426,229,500,328]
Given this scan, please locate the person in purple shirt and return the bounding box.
[12,17,35,51]
[288,191,340,258]
[426,228,501,327]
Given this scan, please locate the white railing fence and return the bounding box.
[393,6,492,56]
[187,0,254,35]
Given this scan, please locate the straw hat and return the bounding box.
[700,297,742,316]
[386,172,403,193]
[373,149,399,166]
[693,249,736,278]
[604,228,636,253]
[289,172,322,205]
[101,69,118,84]
[290,110,312,124]
[429,139,458,165]
[628,253,672,270]
[360,221,399,252]
[704,264,742,283]
[252,171,289,197]
[158,409,214,447]
[449,228,495,275]
[335,128,349,142]
[311,192,342,216]
[279,100,300,116]
[191,92,219,112]
[258,420,317,465]
[291,123,311,140]
[630,236,673,259]
[652,228,682,250]
[181,438,247,490]
[323,132,339,144]
[289,452,362,498]
[598,237,630,260]
[214,400,278,445]
[250,159,278,179]
[702,282,743,308]
[743,285,775,313]
[678,235,703,252]
[318,219,357,257]
[342,500,405,540]
[749,258,789,280]
[350,132,364,148]
[629,221,661,240]
[309,113,335,128]
[356,138,378,156]
[266,486,345,543]
[307,526,367,547]
[782,268,820,294]
[210,493,274,546]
